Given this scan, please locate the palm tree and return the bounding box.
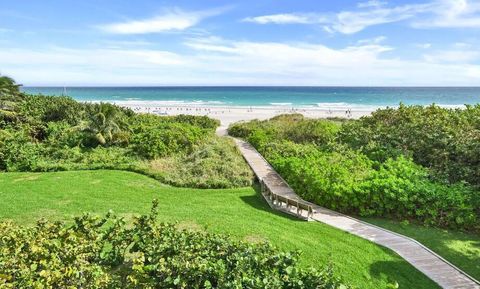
[0,74,22,119]
[83,103,128,146]
[0,75,21,96]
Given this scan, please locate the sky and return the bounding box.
[1,0,480,86]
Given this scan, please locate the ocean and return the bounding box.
[21,87,480,110]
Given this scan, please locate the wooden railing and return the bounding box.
[259,178,314,219]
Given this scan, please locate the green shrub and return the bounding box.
[17,94,84,126]
[0,130,45,171]
[142,137,254,188]
[169,114,220,131]
[339,104,480,186]
[269,144,479,230]
[269,144,374,212]
[360,157,478,228]
[227,120,262,139]
[229,114,340,147]
[0,84,250,189]
[230,113,480,231]
[44,121,83,147]
[0,202,350,289]
[131,122,204,159]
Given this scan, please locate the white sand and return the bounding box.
[115,103,375,135]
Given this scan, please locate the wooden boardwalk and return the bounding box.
[234,138,480,289]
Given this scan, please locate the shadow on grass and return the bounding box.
[363,217,480,281]
[239,183,304,222]
[369,258,440,289]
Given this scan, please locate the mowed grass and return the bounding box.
[364,218,480,281]
[0,170,439,289]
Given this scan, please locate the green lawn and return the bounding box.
[363,218,480,281]
[0,170,439,289]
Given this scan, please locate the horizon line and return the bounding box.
[22,85,480,88]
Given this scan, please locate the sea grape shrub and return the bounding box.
[228,114,340,147]
[284,118,339,145]
[359,157,478,229]
[339,104,480,186]
[0,129,45,171]
[130,114,206,159]
[227,119,263,139]
[267,143,479,230]
[169,114,220,131]
[18,94,85,126]
[229,113,480,231]
[44,121,84,148]
[269,144,373,212]
[0,202,350,289]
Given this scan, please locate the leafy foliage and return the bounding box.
[229,112,480,231]
[229,114,339,147]
[0,78,252,189]
[129,114,206,159]
[0,75,23,123]
[142,137,253,188]
[0,202,350,289]
[339,104,480,186]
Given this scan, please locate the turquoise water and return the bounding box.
[21,87,480,109]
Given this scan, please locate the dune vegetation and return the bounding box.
[228,110,480,279]
[0,75,252,189]
[229,110,480,232]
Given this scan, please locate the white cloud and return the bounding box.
[0,47,185,68]
[416,43,432,49]
[453,42,471,48]
[243,0,480,33]
[357,0,388,8]
[330,3,431,34]
[424,49,480,63]
[467,66,480,77]
[98,8,223,34]
[182,38,479,85]
[357,36,387,45]
[2,38,480,86]
[242,13,325,24]
[413,0,480,28]
[242,3,431,34]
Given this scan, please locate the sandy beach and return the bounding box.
[113,102,375,135]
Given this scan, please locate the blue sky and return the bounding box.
[1,0,480,86]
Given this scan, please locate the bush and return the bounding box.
[143,137,254,188]
[360,157,479,228]
[270,145,373,212]
[0,202,350,289]
[17,94,84,126]
[230,113,480,231]
[269,144,479,230]
[229,114,340,147]
[0,129,45,171]
[169,114,220,131]
[131,122,204,159]
[0,85,250,189]
[339,104,480,186]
